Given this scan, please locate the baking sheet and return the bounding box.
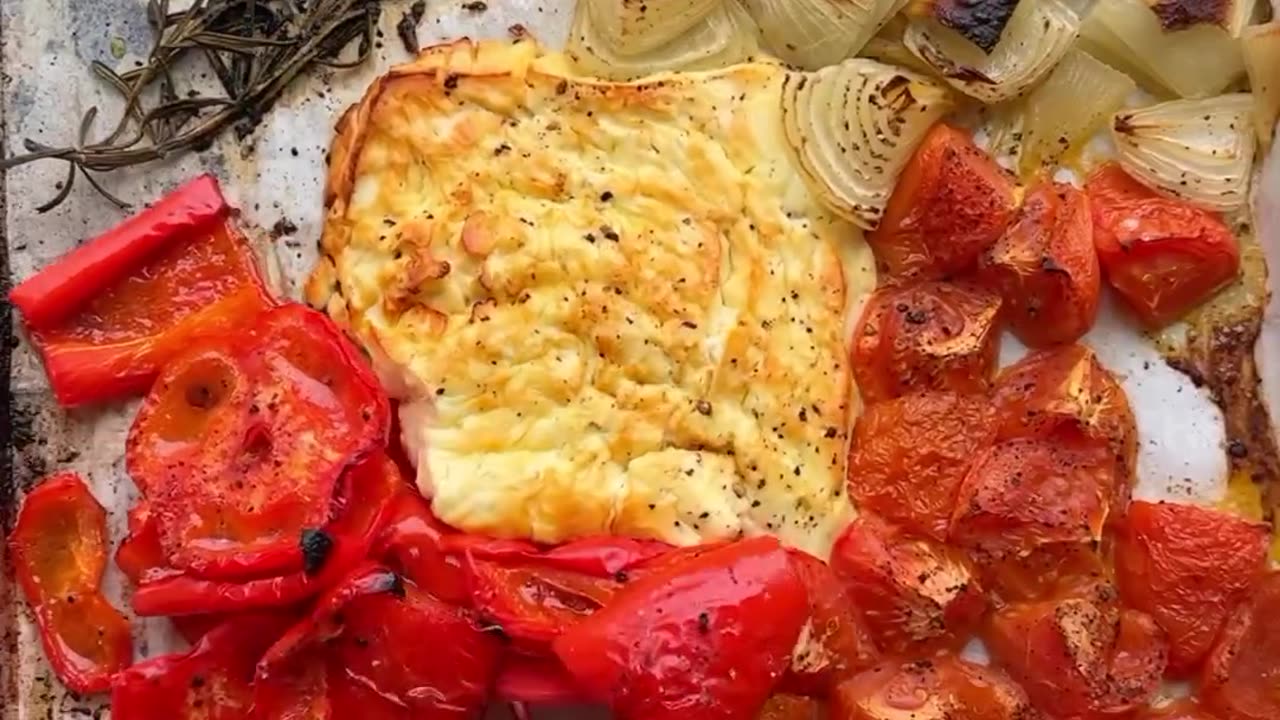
[1,1,1276,718]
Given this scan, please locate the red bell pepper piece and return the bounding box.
[374,491,473,605]
[11,176,277,407]
[10,174,228,328]
[494,656,590,705]
[130,451,403,617]
[465,554,622,648]
[110,612,296,720]
[553,536,809,720]
[8,472,133,694]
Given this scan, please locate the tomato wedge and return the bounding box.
[126,303,389,580]
[977,178,1100,347]
[846,391,998,540]
[1086,163,1240,328]
[832,655,1036,720]
[1115,501,1269,674]
[1138,699,1223,720]
[8,473,132,694]
[1200,571,1280,720]
[111,612,295,720]
[785,551,880,694]
[950,437,1112,559]
[986,581,1168,719]
[870,123,1018,281]
[553,537,808,720]
[831,515,986,655]
[851,281,1003,403]
[992,344,1137,517]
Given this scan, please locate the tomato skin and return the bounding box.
[8,473,133,694]
[553,537,809,720]
[847,391,998,540]
[1115,501,1269,675]
[1200,572,1280,720]
[979,542,1110,604]
[830,516,986,655]
[785,551,881,694]
[950,437,1111,559]
[985,581,1168,719]
[870,123,1018,281]
[831,655,1038,720]
[1085,163,1240,328]
[852,281,1003,403]
[977,179,1100,347]
[992,344,1137,518]
[127,303,390,580]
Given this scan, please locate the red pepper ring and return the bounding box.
[8,473,133,694]
[9,174,229,329]
[129,450,404,617]
[126,303,390,581]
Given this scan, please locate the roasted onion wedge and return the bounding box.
[1111,94,1256,213]
[1078,0,1244,98]
[782,59,953,228]
[743,0,907,70]
[568,0,759,80]
[904,0,1080,104]
[1242,22,1280,150]
[586,0,723,54]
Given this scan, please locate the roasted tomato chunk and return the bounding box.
[950,437,1111,558]
[847,391,997,540]
[553,537,808,720]
[1086,163,1240,328]
[126,303,389,580]
[977,179,1100,347]
[992,344,1137,516]
[758,694,825,720]
[1138,699,1222,719]
[852,281,1002,403]
[979,542,1109,604]
[831,516,986,655]
[1116,501,1269,674]
[870,123,1018,281]
[786,552,880,694]
[832,654,1036,720]
[1200,571,1280,720]
[986,581,1168,719]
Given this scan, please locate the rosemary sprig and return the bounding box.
[1,0,382,213]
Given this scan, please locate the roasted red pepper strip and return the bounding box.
[466,554,621,648]
[553,536,808,720]
[11,177,275,407]
[10,174,228,328]
[494,656,590,705]
[110,612,295,720]
[8,472,132,694]
[374,492,472,605]
[126,303,389,580]
[130,451,403,616]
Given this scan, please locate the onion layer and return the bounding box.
[567,0,759,80]
[904,0,1080,104]
[1111,94,1256,212]
[586,0,723,54]
[1242,22,1280,150]
[1078,0,1244,98]
[782,59,953,228]
[743,0,906,70]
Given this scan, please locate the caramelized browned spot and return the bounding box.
[1148,0,1230,31]
[915,0,1020,52]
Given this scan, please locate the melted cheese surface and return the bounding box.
[308,40,876,557]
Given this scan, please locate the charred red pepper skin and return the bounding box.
[110,612,295,720]
[130,452,403,617]
[8,473,133,694]
[553,536,808,720]
[10,174,228,328]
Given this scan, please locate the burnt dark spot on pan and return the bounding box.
[1149,0,1230,31]
[924,0,1020,53]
